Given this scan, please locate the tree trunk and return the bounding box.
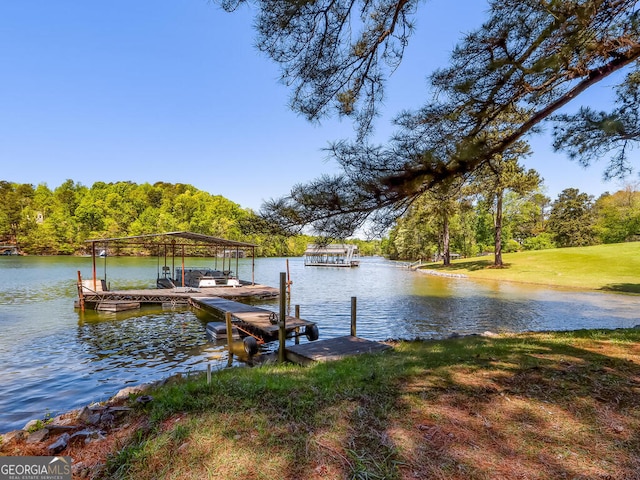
[442,212,451,266]
[494,190,503,267]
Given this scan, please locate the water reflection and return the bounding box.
[77,307,233,376]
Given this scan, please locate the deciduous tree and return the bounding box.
[593,184,640,242]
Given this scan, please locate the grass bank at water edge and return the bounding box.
[98,329,640,480]
[422,241,640,292]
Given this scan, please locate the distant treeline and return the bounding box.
[383,186,640,261]
[0,180,381,257]
[3,180,637,261]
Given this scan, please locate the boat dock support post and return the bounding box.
[351,296,357,337]
[91,242,97,292]
[294,305,300,345]
[77,270,85,312]
[226,312,234,367]
[278,272,286,363]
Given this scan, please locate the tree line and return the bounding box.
[2,178,638,265]
[0,180,381,257]
[384,183,640,264]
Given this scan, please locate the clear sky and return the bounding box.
[1,0,636,212]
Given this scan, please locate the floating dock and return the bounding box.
[76,272,391,365]
[96,301,141,312]
[303,243,360,267]
[190,296,317,343]
[78,231,275,310]
[75,232,391,363]
[77,283,279,310]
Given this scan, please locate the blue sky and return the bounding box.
[1,0,635,212]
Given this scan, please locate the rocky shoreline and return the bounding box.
[0,381,161,479]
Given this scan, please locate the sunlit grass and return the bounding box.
[101,329,640,480]
[423,241,640,292]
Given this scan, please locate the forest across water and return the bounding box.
[1,180,639,263]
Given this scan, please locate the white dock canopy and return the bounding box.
[304,243,360,267]
[86,231,256,249]
[85,231,258,288]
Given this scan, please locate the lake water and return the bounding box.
[1,255,638,433]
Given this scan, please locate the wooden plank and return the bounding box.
[80,283,279,306]
[285,336,391,366]
[191,296,315,340]
[97,301,141,312]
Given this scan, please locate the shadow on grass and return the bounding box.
[104,329,640,480]
[600,283,640,294]
[386,332,640,479]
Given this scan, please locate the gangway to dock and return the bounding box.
[191,295,391,366]
[285,336,391,366]
[190,296,318,344]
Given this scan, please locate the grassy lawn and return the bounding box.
[94,329,640,480]
[422,242,640,293]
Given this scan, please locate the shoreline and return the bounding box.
[4,329,640,479]
[6,324,640,438]
[415,266,640,295]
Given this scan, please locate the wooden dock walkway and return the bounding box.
[285,336,391,366]
[190,296,316,342]
[78,283,392,365]
[78,283,279,309]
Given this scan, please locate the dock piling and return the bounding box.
[225,312,234,367]
[76,271,85,312]
[351,296,357,337]
[294,304,300,345]
[278,272,287,363]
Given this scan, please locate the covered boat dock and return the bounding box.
[303,243,360,267]
[84,231,258,291]
[77,231,278,310]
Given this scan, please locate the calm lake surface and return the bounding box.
[1,255,638,432]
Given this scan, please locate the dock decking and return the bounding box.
[285,336,391,366]
[191,296,315,342]
[79,283,279,308]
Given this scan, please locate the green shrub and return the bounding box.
[522,233,556,250]
[503,239,521,253]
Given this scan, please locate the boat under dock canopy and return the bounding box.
[81,231,262,301]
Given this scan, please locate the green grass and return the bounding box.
[100,329,640,480]
[422,242,640,292]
